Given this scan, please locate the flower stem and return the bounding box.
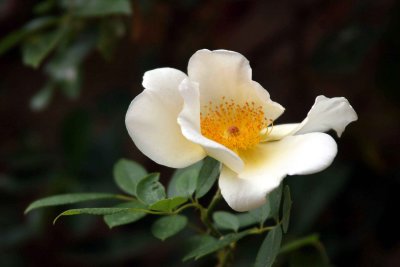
[279,234,319,254]
[217,244,235,267]
[191,188,223,238]
[206,189,221,221]
[114,194,136,201]
[247,225,277,235]
[279,233,330,264]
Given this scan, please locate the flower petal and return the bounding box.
[264,95,357,141]
[125,68,206,168]
[188,49,284,121]
[219,133,337,211]
[188,49,251,103]
[296,95,358,137]
[177,78,244,173]
[263,123,301,141]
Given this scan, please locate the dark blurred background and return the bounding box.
[0,0,399,266]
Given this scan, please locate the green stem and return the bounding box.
[216,223,282,267]
[313,239,330,265]
[174,203,199,214]
[126,203,198,216]
[114,194,136,201]
[199,204,221,237]
[206,189,221,219]
[247,225,278,235]
[215,225,279,267]
[217,244,235,267]
[188,189,223,238]
[279,234,319,254]
[201,189,222,237]
[279,234,330,264]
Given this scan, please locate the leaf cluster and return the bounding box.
[25,157,328,267]
[26,158,220,238]
[0,0,132,110]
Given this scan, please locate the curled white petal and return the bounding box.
[125,68,205,168]
[265,95,357,141]
[296,95,358,137]
[177,78,244,173]
[219,132,337,211]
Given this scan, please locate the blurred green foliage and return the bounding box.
[1,0,399,266]
[0,0,131,110]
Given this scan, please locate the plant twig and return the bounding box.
[279,233,330,264]
[206,189,221,219]
[203,189,223,236]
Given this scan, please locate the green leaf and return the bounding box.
[149,197,187,212]
[0,16,58,55]
[151,215,188,241]
[249,201,271,226]
[24,16,59,32]
[0,29,27,55]
[103,200,147,228]
[54,207,129,224]
[34,0,56,15]
[97,18,126,60]
[22,28,65,68]
[184,235,216,255]
[254,227,283,267]
[168,162,202,198]
[136,173,166,205]
[66,0,132,17]
[45,33,96,76]
[184,232,248,261]
[236,212,260,229]
[43,33,96,102]
[268,184,283,220]
[113,159,147,196]
[195,157,220,198]
[25,193,118,213]
[184,235,217,261]
[30,81,55,111]
[58,67,82,99]
[282,185,292,233]
[213,211,239,232]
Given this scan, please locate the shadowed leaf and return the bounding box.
[113,159,147,196]
[53,207,130,224]
[195,157,220,198]
[25,193,118,213]
[149,197,187,212]
[151,215,188,241]
[136,173,166,205]
[213,211,239,232]
[254,227,283,267]
[104,200,147,228]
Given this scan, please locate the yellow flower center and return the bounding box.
[200,97,270,152]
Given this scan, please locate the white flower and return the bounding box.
[126,49,358,212]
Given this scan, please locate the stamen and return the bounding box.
[227,126,240,136]
[200,97,271,151]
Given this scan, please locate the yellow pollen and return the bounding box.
[200,97,270,152]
